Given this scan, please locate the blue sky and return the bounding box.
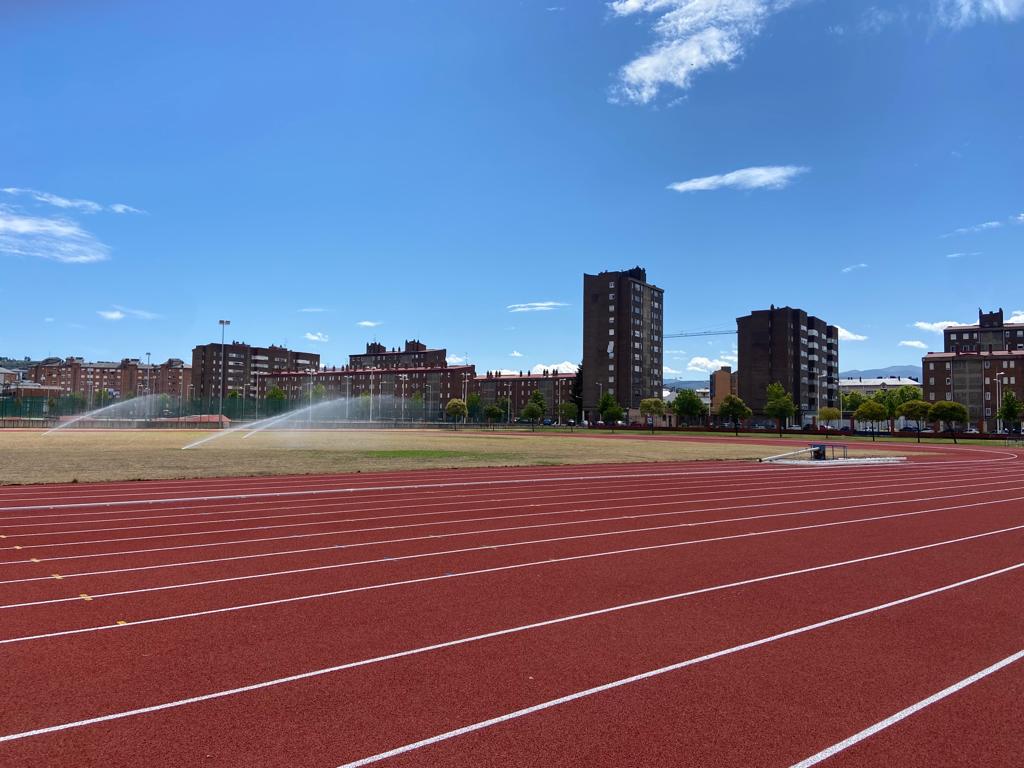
[2,1,1022,378]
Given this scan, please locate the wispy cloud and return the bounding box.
[663,365,682,375]
[298,307,329,313]
[507,301,569,313]
[97,305,159,321]
[356,320,382,327]
[509,351,524,358]
[1009,310,1024,323]
[304,332,329,343]
[3,187,143,215]
[0,210,110,263]
[446,355,466,364]
[110,203,145,214]
[914,320,964,333]
[3,187,102,213]
[936,0,1024,27]
[837,326,867,341]
[841,263,868,274]
[945,251,981,259]
[531,361,578,374]
[43,317,55,323]
[668,165,808,193]
[899,340,928,349]
[609,0,797,104]
[944,219,1003,236]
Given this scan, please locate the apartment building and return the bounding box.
[349,340,446,369]
[581,266,664,421]
[27,357,191,400]
[922,309,1024,430]
[709,366,738,413]
[736,305,839,423]
[475,369,575,420]
[191,342,319,401]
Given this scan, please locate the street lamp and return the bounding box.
[218,319,230,428]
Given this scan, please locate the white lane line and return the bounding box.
[6,483,1022,609]
[5,507,1023,646]
[0,469,998,548]
[4,481,1024,589]
[4,558,1020,747]
[2,464,961,526]
[789,649,1024,767]
[0,463,919,513]
[334,565,1024,768]
[4,474,1018,556]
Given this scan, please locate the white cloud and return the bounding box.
[945,220,1003,236]
[356,320,382,327]
[1008,310,1024,323]
[914,320,964,333]
[663,365,682,375]
[899,340,928,349]
[841,263,868,273]
[668,165,808,193]
[936,0,1024,27]
[298,307,329,313]
[506,301,569,313]
[530,361,578,374]
[610,0,797,104]
[3,187,102,213]
[43,317,55,323]
[945,251,981,258]
[1016,213,1024,223]
[837,326,867,341]
[304,332,329,343]
[446,355,466,364]
[0,210,110,263]
[686,355,733,374]
[96,305,158,321]
[110,203,144,214]
[509,351,524,357]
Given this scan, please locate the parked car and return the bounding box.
[964,427,980,434]
[594,420,605,427]
[542,418,553,426]
[567,419,576,426]
[614,420,626,427]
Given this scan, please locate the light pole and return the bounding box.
[344,377,351,420]
[399,374,408,422]
[218,319,230,428]
[425,384,432,422]
[307,368,315,426]
[369,370,374,422]
[145,352,151,399]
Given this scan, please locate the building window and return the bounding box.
[609,329,615,336]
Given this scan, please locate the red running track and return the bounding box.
[0,444,1022,767]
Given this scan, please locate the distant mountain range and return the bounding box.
[839,365,921,380]
[666,364,922,391]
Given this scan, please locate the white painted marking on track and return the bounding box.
[332,565,1024,767]
[788,649,1024,767]
[4,511,1023,647]
[5,483,1023,609]
[4,474,1019,557]
[3,558,1020,747]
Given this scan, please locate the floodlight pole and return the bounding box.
[218,320,230,428]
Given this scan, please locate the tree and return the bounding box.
[445,397,468,428]
[483,403,503,428]
[527,389,546,417]
[520,401,543,430]
[929,400,968,443]
[896,399,932,443]
[672,390,706,427]
[495,397,511,423]
[409,390,424,420]
[311,383,327,402]
[842,391,866,414]
[997,391,1022,432]
[818,406,841,431]
[558,401,578,427]
[764,382,796,437]
[597,391,623,424]
[466,392,482,422]
[639,397,666,432]
[266,385,285,401]
[718,394,752,436]
[854,400,888,441]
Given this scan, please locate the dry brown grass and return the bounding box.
[0,428,827,485]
